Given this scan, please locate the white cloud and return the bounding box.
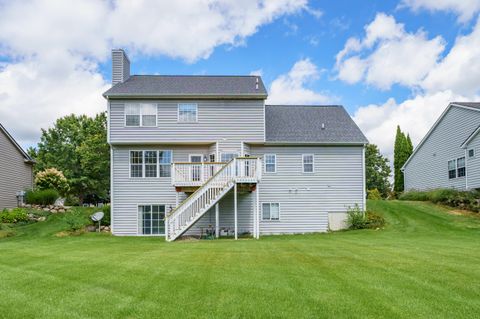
[348,14,480,160]
[267,59,335,105]
[0,0,310,146]
[400,0,480,23]
[249,69,263,76]
[335,13,445,90]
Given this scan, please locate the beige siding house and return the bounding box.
[0,124,34,210]
[104,49,368,241]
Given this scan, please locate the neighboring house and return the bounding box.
[104,49,368,241]
[402,102,480,191]
[0,124,35,210]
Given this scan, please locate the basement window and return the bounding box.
[262,203,280,221]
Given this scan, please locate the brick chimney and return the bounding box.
[111,49,130,86]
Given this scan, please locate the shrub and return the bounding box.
[64,208,89,232]
[101,204,111,226]
[64,195,80,206]
[399,189,480,213]
[0,208,29,224]
[364,211,386,229]
[347,205,386,230]
[367,188,382,200]
[25,189,59,206]
[347,205,366,229]
[35,168,69,196]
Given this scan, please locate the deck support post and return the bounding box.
[234,182,238,240]
[215,203,219,238]
[175,192,179,208]
[256,183,260,239]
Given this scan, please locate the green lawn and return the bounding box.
[1,201,480,318]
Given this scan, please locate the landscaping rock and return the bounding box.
[38,216,46,222]
[86,225,97,232]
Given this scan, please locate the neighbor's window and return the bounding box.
[457,157,466,177]
[448,159,457,179]
[262,203,280,221]
[159,151,172,177]
[130,151,143,177]
[139,205,166,235]
[125,103,157,127]
[130,150,172,178]
[468,149,475,158]
[265,154,276,173]
[302,154,314,173]
[178,104,198,122]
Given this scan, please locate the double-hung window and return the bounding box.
[302,154,314,173]
[457,157,466,177]
[139,205,166,235]
[262,203,280,221]
[130,150,172,178]
[159,151,173,177]
[265,154,276,173]
[130,151,143,177]
[448,159,456,179]
[178,104,198,122]
[125,103,157,127]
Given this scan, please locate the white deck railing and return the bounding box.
[166,157,261,241]
[172,162,226,186]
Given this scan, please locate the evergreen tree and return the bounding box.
[393,126,413,193]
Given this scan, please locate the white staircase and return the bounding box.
[165,157,261,241]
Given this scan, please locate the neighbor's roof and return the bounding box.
[103,75,268,99]
[461,124,480,148]
[265,105,368,144]
[0,123,35,164]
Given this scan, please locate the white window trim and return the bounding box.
[302,154,315,173]
[124,103,158,127]
[261,202,281,221]
[264,154,277,173]
[189,154,204,163]
[137,204,167,236]
[129,150,173,179]
[177,103,198,123]
[448,158,457,179]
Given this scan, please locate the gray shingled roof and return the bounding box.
[452,102,480,109]
[103,75,267,98]
[265,105,368,144]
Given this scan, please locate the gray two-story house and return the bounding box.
[0,124,35,210]
[402,102,480,191]
[104,49,368,241]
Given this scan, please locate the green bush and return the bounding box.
[367,188,382,200]
[64,208,90,232]
[64,195,80,206]
[0,208,29,224]
[35,168,69,196]
[347,205,386,230]
[101,204,111,226]
[364,211,386,229]
[399,189,480,213]
[25,189,59,206]
[347,205,366,229]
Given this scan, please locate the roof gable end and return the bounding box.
[0,124,34,163]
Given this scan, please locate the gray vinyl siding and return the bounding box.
[109,100,264,150]
[404,106,480,191]
[111,145,207,235]
[251,145,364,234]
[467,133,480,189]
[0,131,33,210]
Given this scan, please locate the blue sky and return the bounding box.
[1,0,480,158]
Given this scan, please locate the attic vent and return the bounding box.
[321,123,325,130]
[255,77,259,90]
